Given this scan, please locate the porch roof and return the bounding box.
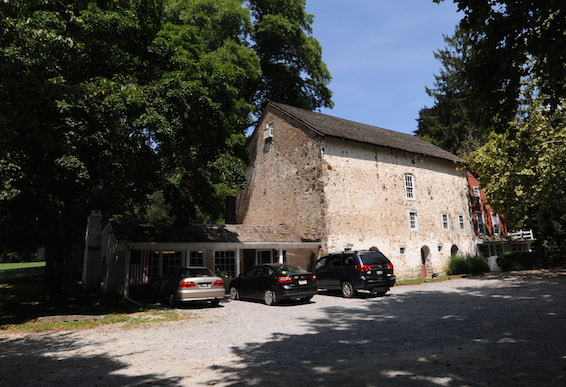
[112,223,320,247]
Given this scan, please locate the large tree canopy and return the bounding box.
[437,0,566,128]
[0,0,332,295]
[416,26,487,156]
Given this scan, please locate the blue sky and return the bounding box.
[305,0,463,134]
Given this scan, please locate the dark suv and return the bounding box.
[313,250,396,297]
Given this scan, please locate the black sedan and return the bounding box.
[229,264,317,305]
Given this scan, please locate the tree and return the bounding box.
[0,0,261,298]
[436,0,566,128]
[468,89,566,253]
[416,26,487,156]
[248,0,333,111]
[0,0,332,298]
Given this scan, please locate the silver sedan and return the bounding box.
[158,267,226,307]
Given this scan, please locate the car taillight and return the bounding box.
[179,280,195,288]
[386,263,394,270]
[213,280,224,287]
[276,276,294,283]
[355,265,372,272]
[311,275,316,281]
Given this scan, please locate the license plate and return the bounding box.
[298,280,307,285]
[376,271,383,275]
[200,283,211,288]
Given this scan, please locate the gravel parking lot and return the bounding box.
[1,270,565,386]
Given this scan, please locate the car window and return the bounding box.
[274,265,310,275]
[359,252,390,265]
[181,268,215,277]
[257,266,270,276]
[243,267,258,277]
[343,255,355,266]
[314,258,326,270]
[327,255,342,267]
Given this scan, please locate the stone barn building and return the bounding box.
[237,102,478,279]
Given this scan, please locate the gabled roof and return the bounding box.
[268,101,464,164]
[112,223,313,244]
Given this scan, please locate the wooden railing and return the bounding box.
[509,229,534,240]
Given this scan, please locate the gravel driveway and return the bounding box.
[1,270,565,386]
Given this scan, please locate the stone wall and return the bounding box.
[236,107,325,241]
[320,137,477,279]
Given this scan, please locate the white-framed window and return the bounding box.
[441,213,449,230]
[399,246,406,255]
[404,174,415,200]
[492,213,501,235]
[473,186,481,201]
[408,211,418,230]
[476,211,486,235]
[458,214,465,230]
[188,250,204,266]
[214,250,236,278]
[438,244,443,252]
[264,120,274,140]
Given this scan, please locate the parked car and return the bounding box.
[313,250,396,297]
[155,267,226,307]
[229,264,317,306]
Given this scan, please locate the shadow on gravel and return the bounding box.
[206,272,566,386]
[0,332,183,386]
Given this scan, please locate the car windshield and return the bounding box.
[180,268,215,278]
[273,265,310,275]
[359,252,390,265]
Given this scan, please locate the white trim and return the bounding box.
[408,210,418,230]
[473,186,481,198]
[458,214,465,230]
[441,213,449,230]
[404,174,416,200]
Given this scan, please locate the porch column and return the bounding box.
[278,248,284,263]
[235,248,241,276]
[124,247,131,298]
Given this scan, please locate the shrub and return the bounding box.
[497,250,562,271]
[447,255,490,275]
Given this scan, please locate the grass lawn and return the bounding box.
[0,261,187,333]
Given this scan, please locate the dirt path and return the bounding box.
[1,270,565,386]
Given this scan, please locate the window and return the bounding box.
[473,186,481,201]
[188,250,204,266]
[492,213,501,235]
[343,254,355,266]
[441,213,449,230]
[458,214,465,230]
[214,251,236,278]
[409,211,418,230]
[438,244,443,252]
[264,120,274,140]
[476,211,486,235]
[399,246,406,255]
[162,251,183,277]
[404,174,415,199]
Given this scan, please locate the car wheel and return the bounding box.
[341,281,355,298]
[264,290,277,306]
[300,296,313,303]
[168,291,177,308]
[229,287,239,300]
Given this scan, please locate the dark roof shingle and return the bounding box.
[269,102,464,163]
[113,223,306,244]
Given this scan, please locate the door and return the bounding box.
[238,267,258,298]
[315,255,342,289]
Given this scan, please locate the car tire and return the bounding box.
[341,281,355,298]
[229,287,239,300]
[264,290,277,306]
[168,291,177,308]
[300,296,313,303]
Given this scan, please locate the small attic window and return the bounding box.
[264,120,274,140]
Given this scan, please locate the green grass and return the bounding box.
[0,261,45,281]
[396,274,467,286]
[1,309,188,333]
[0,261,193,333]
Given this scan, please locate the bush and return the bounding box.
[447,255,490,275]
[497,250,562,271]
